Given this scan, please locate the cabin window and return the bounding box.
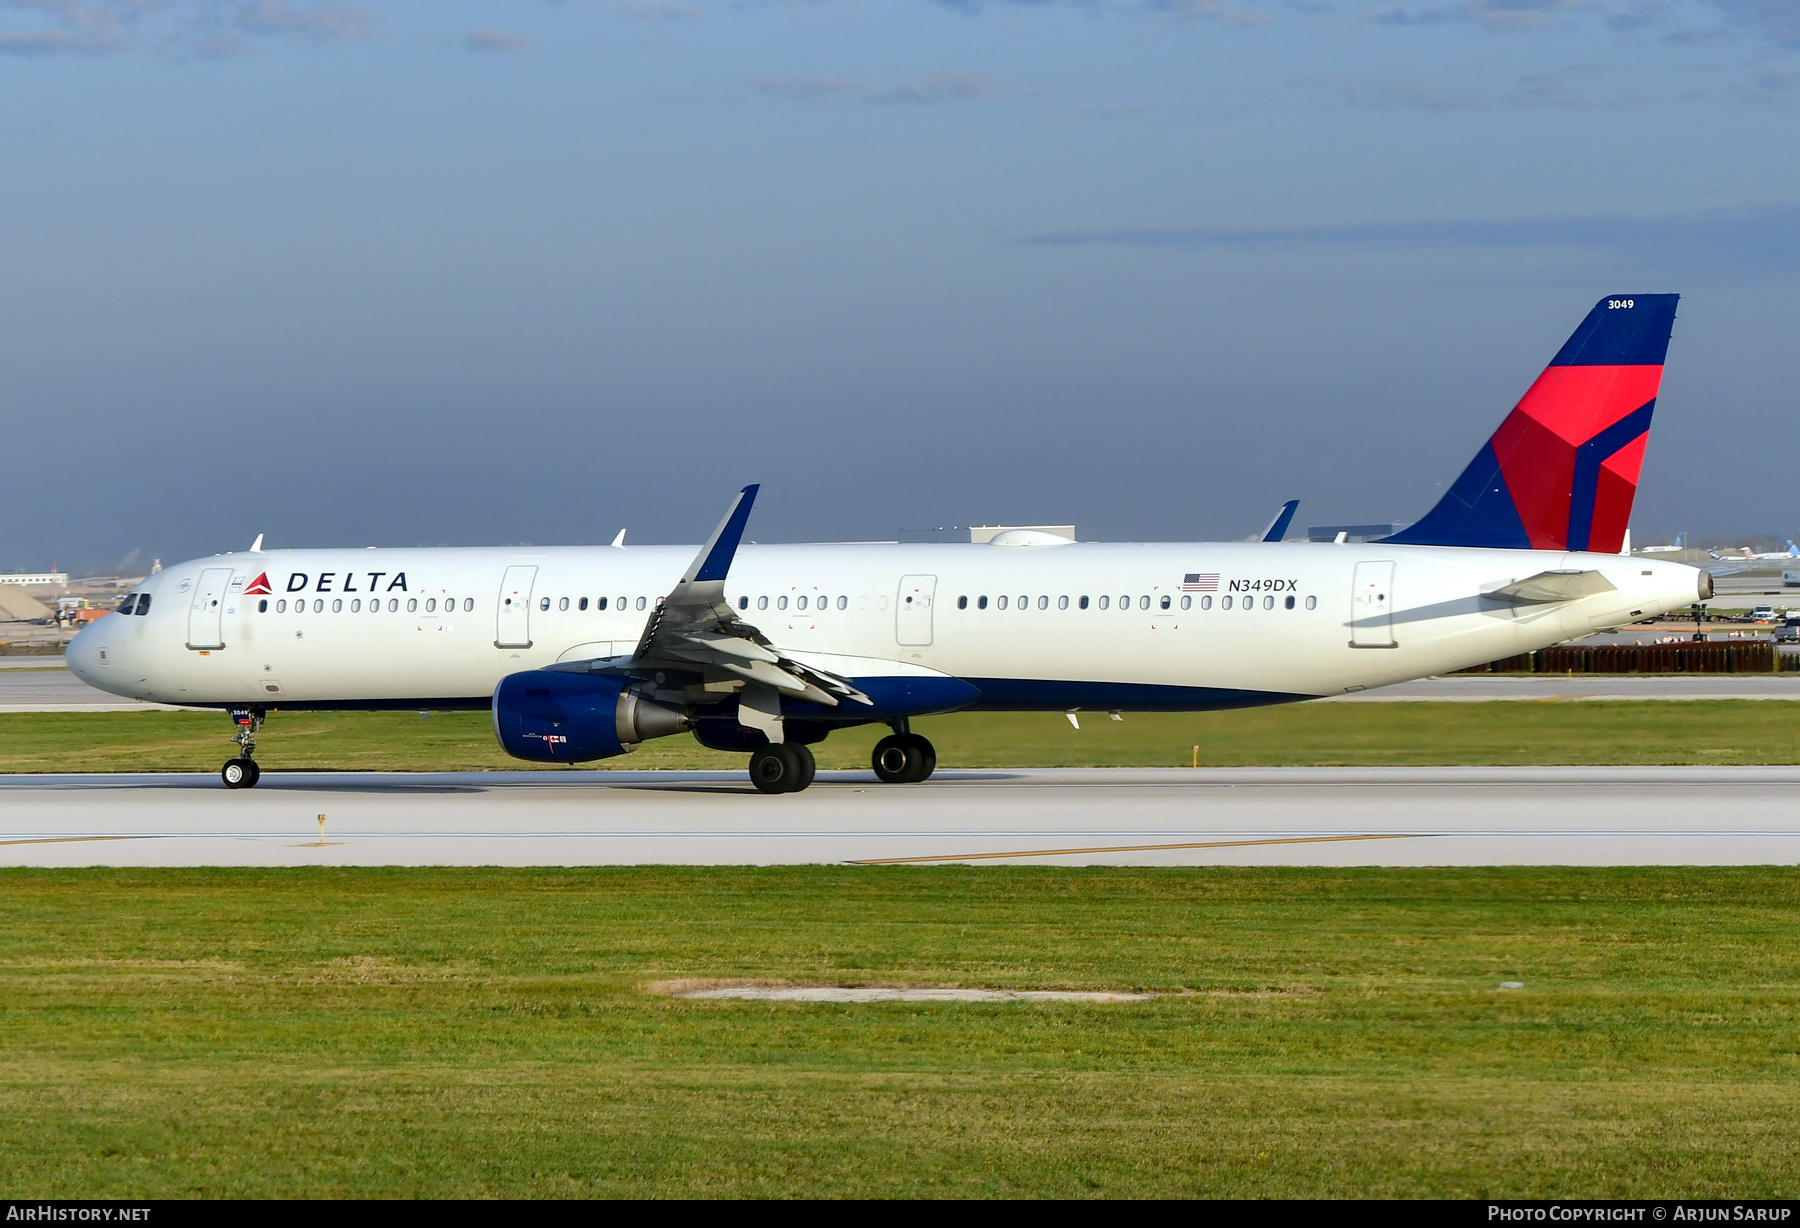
[1285,595,1295,610]
[1160,595,1171,610]
[1098,595,1109,610]
[422,599,432,612]
[1244,599,1255,614]
[579,597,589,611]
[1201,596,1212,610]
[1180,596,1190,610]
[1058,596,1069,610]
[598,597,608,610]
[408,598,419,613]
[1139,595,1150,610]
[978,596,988,609]
[1017,595,1027,609]
[1222,596,1233,610]
[797,596,808,611]
[958,596,968,609]
[758,596,768,610]
[540,598,550,611]
[555,597,565,611]
[777,596,788,610]
[1119,595,1130,609]
[1079,596,1089,609]
[1037,595,1048,610]
[313,599,324,613]
[1263,595,1274,610]
[389,598,399,612]
[136,594,151,615]
[838,596,847,610]
[1305,595,1317,610]
[465,598,474,612]
[738,596,748,610]
[997,595,1008,610]
[351,599,361,612]
[617,596,627,610]
[332,599,343,613]
[257,599,267,613]
[276,599,287,613]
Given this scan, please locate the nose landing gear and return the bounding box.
[222,707,265,789]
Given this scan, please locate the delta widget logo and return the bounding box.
[244,573,273,595]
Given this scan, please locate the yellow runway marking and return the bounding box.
[0,835,150,847]
[848,832,1433,864]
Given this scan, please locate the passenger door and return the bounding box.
[1350,561,1396,648]
[896,575,937,646]
[185,567,234,650]
[496,565,538,649]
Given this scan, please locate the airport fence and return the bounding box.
[1458,643,1796,674]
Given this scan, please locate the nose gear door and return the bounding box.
[896,574,937,646]
[186,567,234,650]
[496,565,538,649]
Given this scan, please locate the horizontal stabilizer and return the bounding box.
[1489,569,1617,604]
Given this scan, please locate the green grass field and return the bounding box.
[3,866,1799,1198]
[5,700,1800,773]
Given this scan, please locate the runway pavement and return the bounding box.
[3,766,1798,867]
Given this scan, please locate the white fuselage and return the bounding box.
[68,539,1705,713]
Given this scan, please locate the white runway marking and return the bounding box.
[2,767,1800,866]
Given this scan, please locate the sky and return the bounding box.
[2,0,1797,574]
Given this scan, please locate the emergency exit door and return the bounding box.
[1350,561,1396,648]
[185,567,234,650]
[495,565,538,649]
[896,575,937,646]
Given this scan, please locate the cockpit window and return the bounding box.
[116,594,138,615]
[135,594,151,616]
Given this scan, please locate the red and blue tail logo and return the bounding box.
[1385,294,1679,552]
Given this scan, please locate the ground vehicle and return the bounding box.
[1751,605,1777,622]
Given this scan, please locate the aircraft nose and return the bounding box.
[66,625,100,680]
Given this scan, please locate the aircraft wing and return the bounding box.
[607,485,870,708]
[1489,569,1618,604]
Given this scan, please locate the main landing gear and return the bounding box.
[221,707,265,789]
[872,732,935,784]
[749,742,816,795]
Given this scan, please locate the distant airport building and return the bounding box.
[1307,524,1404,544]
[0,571,68,588]
[969,525,1076,544]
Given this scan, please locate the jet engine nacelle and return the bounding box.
[492,669,690,763]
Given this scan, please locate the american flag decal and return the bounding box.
[1181,573,1219,592]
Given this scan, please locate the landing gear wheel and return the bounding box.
[749,743,802,794]
[872,734,912,783]
[904,734,936,782]
[872,734,935,783]
[788,742,817,792]
[221,757,260,789]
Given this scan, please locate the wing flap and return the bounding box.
[1490,569,1618,604]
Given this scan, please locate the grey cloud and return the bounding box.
[1019,205,1800,273]
[935,0,1276,23]
[1734,66,1798,102]
[1373,1,1591,30]
[0,0,371,55]
[465,27,530,53]
[1708,0,1800,47]
[756,70,1006,105]
[1337,76,1481,109]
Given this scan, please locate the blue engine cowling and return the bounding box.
[492,670,688,763]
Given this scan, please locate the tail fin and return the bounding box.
[1384,294,1679,552]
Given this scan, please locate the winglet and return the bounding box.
[1261,500,1299,543]
[249,533,264,553]
[685,485,760,585]
[611,529,627,548]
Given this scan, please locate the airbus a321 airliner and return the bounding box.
[70,294,1706,793]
